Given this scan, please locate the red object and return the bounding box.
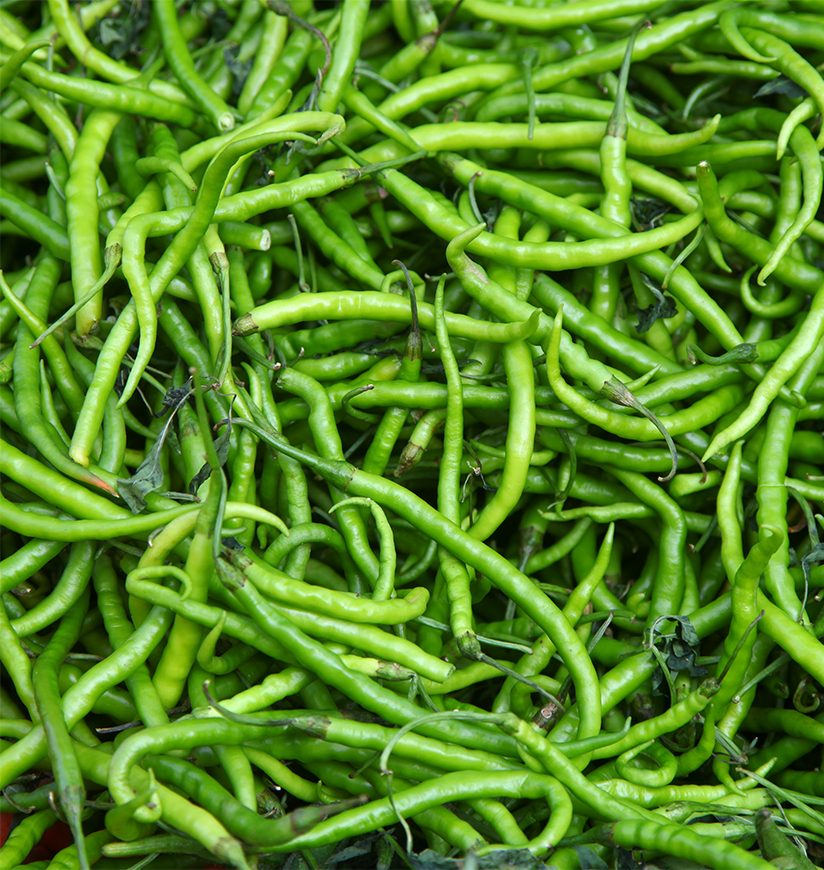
[0,812,13,846]
[28,821,74,860]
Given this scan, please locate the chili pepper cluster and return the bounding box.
[1,0,823,868]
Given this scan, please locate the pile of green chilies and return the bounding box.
[1,0,824,867]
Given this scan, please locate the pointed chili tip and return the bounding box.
[214,836,250,870]
[446,222,486,261]
[90,475,119,496]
